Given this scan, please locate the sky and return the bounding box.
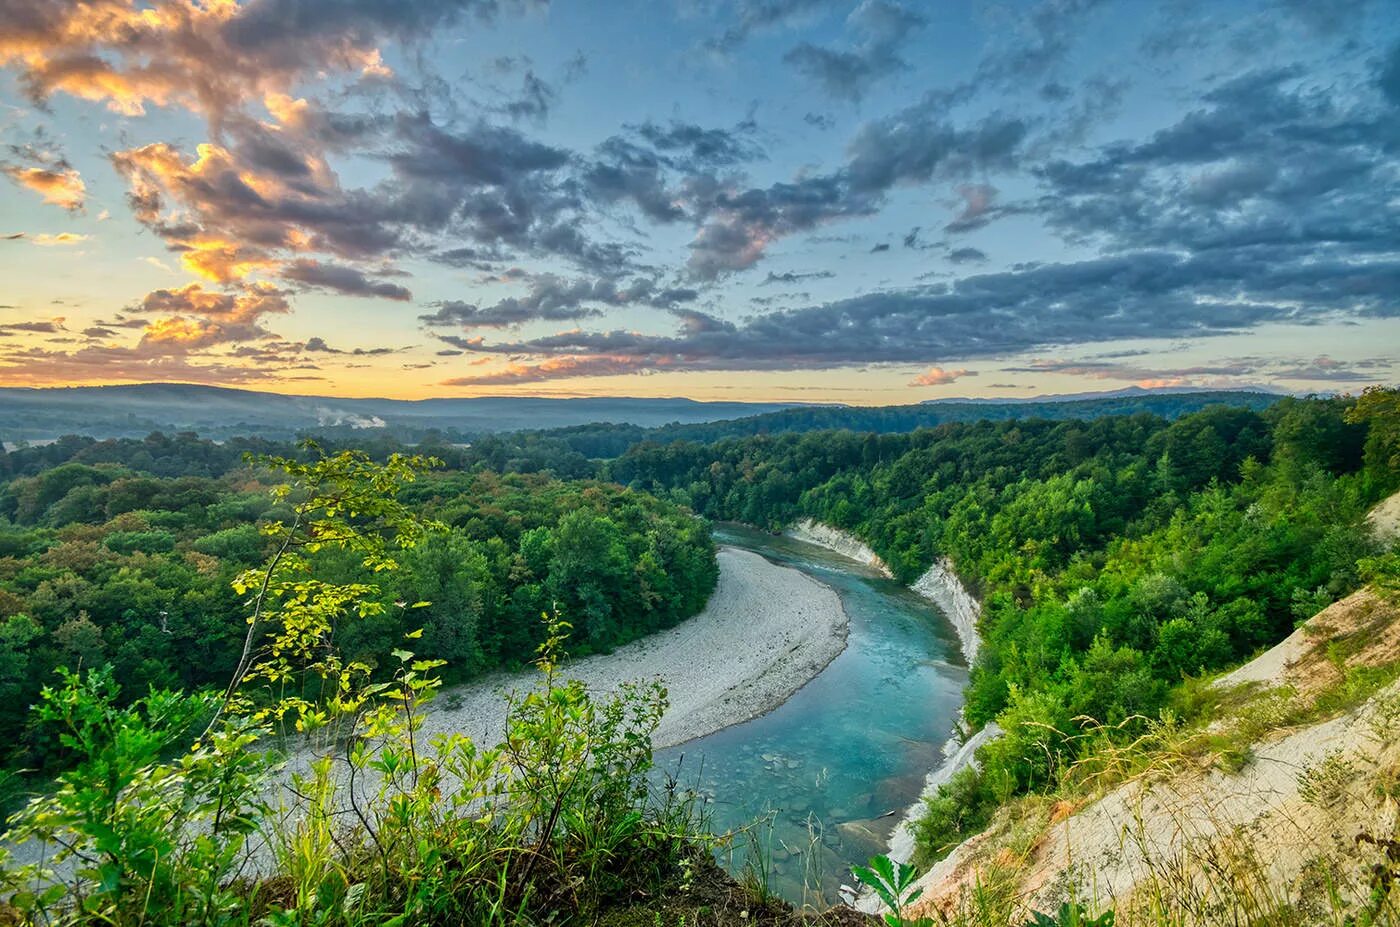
[0,0,1397,403]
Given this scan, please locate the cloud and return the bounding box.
[681,106,1028,279]
[106,108,605,289]
[0,320,65,335]
[784,0,927,102]
[582,120,763,226]
[29,232,89,246]
[947,246,988,264]
[1034,67,1399,259]
[443,353,663,385]
[1275,0,1377,37]
[501,70,556,122]
[438,246,1400,382]
[910,366,975,386]
[945,183,1000,233]
[0,343,309,386]
[420,273,695,329]
[280,260,412,300]
[702,0,839,54]
[976,0,1110,86]
[633,120,763,167]
[138,282,288,322]
[131,282,290,351]
[1,165,86,211]
[1003,357,1262,384]
[1380,39,1400,106]
[685,173,878,278]
[1002,352,1394,389]
[760,270,835,285]
[0,0,541,121]
[3,0,1396,393]
[1271,355,1393,382]
[302,336,399,356]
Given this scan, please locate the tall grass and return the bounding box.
[901,673,1400,927]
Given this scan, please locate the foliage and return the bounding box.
[852,854,932,927]
[1020,903,1114,927]
[0,445,716,775]
[1345,386,1400,492]
[0,447,707,926]
[601,396,1390,867]
[912,766,996,865]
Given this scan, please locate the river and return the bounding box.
[651,523,967,907]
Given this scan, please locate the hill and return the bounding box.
[0,384,799,443]
[525,389,1284,459]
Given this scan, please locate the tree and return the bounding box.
[548,510,629,649]
[1345,386,1400,493]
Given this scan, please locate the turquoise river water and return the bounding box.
[651,523,967,906]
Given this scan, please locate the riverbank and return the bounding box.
[415,545,850,751]
[779,519,992,897]
[782,519,981,665]
[787,519,893,577]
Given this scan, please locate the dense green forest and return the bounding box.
[1,390,1397,925]
[454,389,1282,460]
[0,445,715,774]
[602,392,1400,860]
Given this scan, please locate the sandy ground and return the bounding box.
[413,545,850,751]
[1368,488,1400,546]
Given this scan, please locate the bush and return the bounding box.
[913,766,996,865]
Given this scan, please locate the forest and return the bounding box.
[1,389,1397,925]
[602,391,1400,861]
[0,442,716,777]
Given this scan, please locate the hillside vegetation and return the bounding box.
[0,447,716,782]
[900,578,1400,925]
[0,389,1396,926]
[606,391,1400,881]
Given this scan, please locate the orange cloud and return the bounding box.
[910,366,974,386]
[1,165,86,211]
[138,281,289,325]
[110,142,323,282]
[140,316,229,350]
[442,354,670,385]
[179,240,276,283]
[0,343,308,387]
[0,0,416,121]
[30,232,90,246]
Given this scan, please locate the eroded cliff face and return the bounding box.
[901,586,1400,925]
[784,519,982,663]
[912,559,981,665]
[786,519,894,577]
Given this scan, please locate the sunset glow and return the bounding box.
[1,0,1397,401]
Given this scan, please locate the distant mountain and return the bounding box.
[0,383,1293,449]
[924,385,1292,405]
[0,384,802,443]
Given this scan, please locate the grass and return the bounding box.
[895,638,1400,926]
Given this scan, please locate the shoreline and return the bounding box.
[782,519,981,669]
[413,545,851,751]
[778,519,994,885]
[786,518,895,578]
